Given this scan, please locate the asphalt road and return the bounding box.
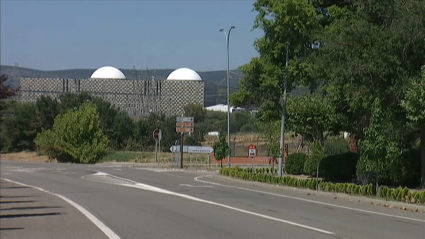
[1,160,424,239]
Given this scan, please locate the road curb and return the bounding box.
[210,175,425,213]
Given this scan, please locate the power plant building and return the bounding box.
[18,66,204,118]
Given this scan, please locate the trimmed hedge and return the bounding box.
[285,153,308,175]
[219,167,425,205]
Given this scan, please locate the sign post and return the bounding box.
[153,129,162,163]
[248,145,257,170]
[176,116,194,168]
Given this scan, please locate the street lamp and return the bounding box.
[278,44,290,177]
[220,26,235,168]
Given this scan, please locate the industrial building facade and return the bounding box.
[18,67,204,118]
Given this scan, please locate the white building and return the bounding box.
[205,104,244,113]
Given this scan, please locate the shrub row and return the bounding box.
[220,167,318,190]
[219,167,425,205]
[319,182,376,197]
[378,186,425,204]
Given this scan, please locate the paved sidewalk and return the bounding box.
[0,179,107,239]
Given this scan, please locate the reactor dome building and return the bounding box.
[18,66,204,118]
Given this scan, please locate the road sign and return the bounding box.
[176,127,194,133]
[170,145,213,154]
[176,122,195,127]
[170,145,188,153]
[187,146,214,154]
[248,145,257,157]
[153,129,162,141]
[176,116,194,123]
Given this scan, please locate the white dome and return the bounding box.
[166,68,202,81]
[90,66,126,79]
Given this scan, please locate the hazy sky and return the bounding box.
[1,0,263,72]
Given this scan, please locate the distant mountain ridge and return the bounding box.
[0,65,244,106]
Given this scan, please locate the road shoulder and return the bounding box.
[0,179,109,239]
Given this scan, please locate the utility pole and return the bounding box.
[279,44,289,177]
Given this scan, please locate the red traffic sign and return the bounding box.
[153,129,162,141]
[248,145,257,157]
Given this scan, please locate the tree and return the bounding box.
[230,0,321,120]
[1,102,40,152]
[307,0,425,139]
[0,75,19,126]
[109,111,134,149]
[35,102,109,163]
[357,98,419,186]
[35,96,60,130]
[286,94,340,143]
[58,92,93,114]
[212,132,231,168]
[402,66,425,188]
[57,93,135,150]
[0,75,19,100]
[183,103,206,123]
[257,119,280,159]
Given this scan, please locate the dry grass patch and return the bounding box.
[0,152,55,163]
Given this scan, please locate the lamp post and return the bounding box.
[278,44,290,177]
[220,26,235,167]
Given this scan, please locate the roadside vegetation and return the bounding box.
[1,1,424,202]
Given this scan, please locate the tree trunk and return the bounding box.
[420,125,425,188]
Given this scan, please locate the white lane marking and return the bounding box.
[194,175,425,223]
[93,172,334,235]
[1,178,120,239]
[179,184,213,188]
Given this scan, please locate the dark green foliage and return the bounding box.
[324,138,350,155]
[183,103,206,123]
[285,153,308,175]
[321,152,359,182]
[390,149,421,187]
[35,96,60,131]
[1,102,40,152]
[303,157,323,177]
[109,111,134,149]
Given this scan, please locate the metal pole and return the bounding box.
[220,26,235,168]
[278,44,289,177]
[180,132,184,169]
[155,140,158,163]
[158,138,161,167]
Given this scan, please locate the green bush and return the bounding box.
[35,102,109,164]
[303,157,323,176]
[285,153,308,175]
